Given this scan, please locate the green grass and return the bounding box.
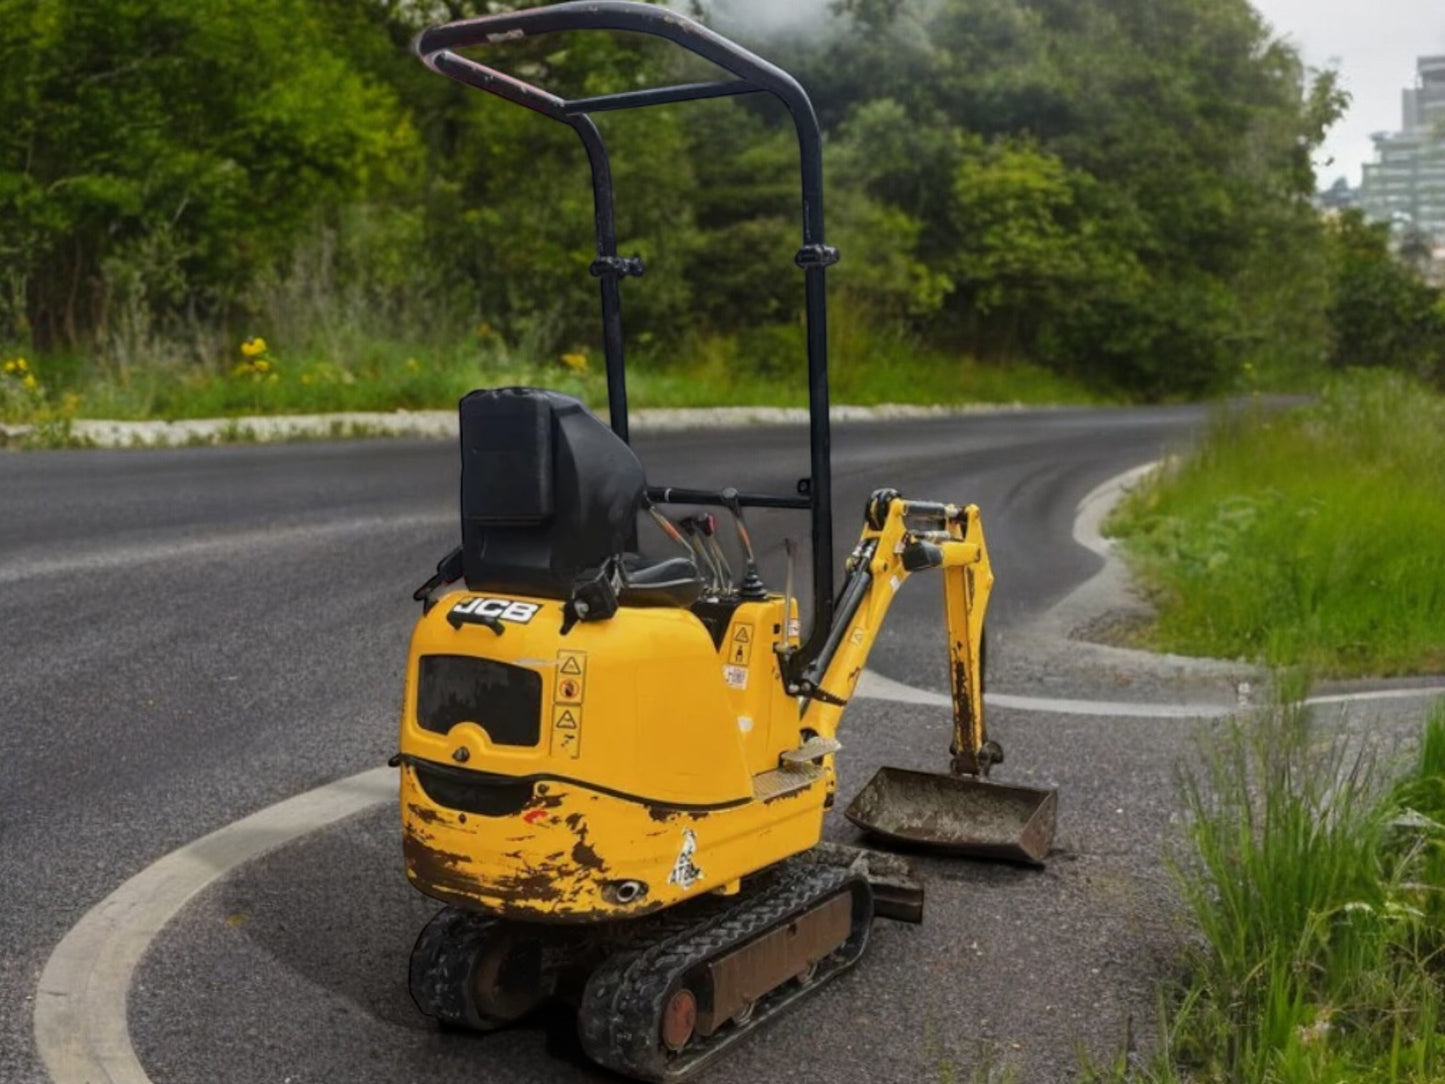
[1169,696,1445,1082]
[1084,692,1445,1084]
[1108,371,1445,677]
[0,311,1099,429]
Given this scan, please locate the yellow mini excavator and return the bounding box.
[396,4,1057,1079]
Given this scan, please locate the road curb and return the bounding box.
[1018,460,1259,691]
[3,402,1032,450]
[33,770,396,1084]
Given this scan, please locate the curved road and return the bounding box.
[4,406,1220,1083]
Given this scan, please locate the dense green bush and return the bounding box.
[3,0,1416,406]
[1327,211,1445,381]
[0,0,414,352]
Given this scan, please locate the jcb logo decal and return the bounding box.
[449,597,540,624]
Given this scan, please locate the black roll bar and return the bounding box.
[414,1,838,671]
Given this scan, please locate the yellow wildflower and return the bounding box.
[253,359,271,374]
[559,351,589,373]
[241,337,268,358]
[14,357,28,373]
[2,359,15,374]
[22,373,38,391]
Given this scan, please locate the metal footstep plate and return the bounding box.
[844,766,1057,865]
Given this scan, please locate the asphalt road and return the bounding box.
[3,405,1231,1083]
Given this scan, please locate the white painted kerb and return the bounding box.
[34,768,395,1084]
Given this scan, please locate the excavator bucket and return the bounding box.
[843,516,1056,865]
[845,766,1057,865]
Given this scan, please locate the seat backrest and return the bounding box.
[459,387,644,598]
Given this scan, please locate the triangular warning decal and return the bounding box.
[560,655,583,675]
[731,626,751,644]
[555,710,578,730]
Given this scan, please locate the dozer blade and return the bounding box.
[844,766,1056,865]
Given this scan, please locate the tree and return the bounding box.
[0,0,412,350]
[1327,210,1445,380]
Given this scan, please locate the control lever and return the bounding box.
[681,514,732,592]
[646,502,695,559]
[722,488,768,600]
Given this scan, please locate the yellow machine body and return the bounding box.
[399,498,994,922]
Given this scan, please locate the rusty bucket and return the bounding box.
[844,767,1057,865]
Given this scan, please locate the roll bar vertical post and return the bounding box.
[570,116,631,442]
[414,1,838,664]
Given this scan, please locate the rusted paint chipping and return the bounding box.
[402,830,483,901]
[566,811,608,873]
[572,838,606,871]
[761,784,812,806]
[951,656,974,767]
[406,802,445,826]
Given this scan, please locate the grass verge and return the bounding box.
[1086,691,1445,1084]
[1107,370,1445,677]
[1172,693,1445,1082]
[0,312,1099,430]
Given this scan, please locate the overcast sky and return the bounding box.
[1218,0,1445,187]
[701,0,1445,189]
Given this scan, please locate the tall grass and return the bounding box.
[1169,696,1445,1081]
[1109,371,1445,676]
[1085,694,1445,1084]
[1,302,1099,426]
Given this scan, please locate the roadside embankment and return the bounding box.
[1106,371,1445,678]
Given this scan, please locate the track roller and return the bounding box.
[577,862,873,1081]
[408,907,553,1031]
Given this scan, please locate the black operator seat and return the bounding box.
[458,388,699,607]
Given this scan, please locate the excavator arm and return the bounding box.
[800,490,995,776]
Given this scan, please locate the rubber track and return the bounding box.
[577,863,872,1081]
[408,906,508,1031]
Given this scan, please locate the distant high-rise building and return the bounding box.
[1359,56,1445,240]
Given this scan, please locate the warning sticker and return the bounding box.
[729,625,753,666]
[552,705,582,759]
[668,829,704,890]
[555,650,586,706]
[849,626,866,647]
[723,665,748,690]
